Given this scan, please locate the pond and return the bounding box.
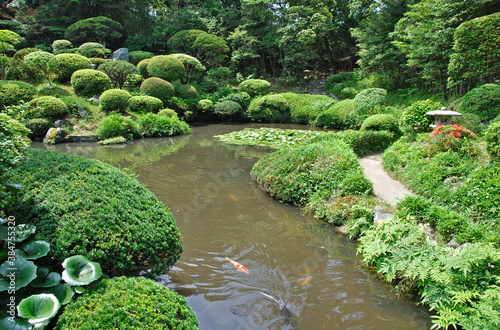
[35,123,431,329]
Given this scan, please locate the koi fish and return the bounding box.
[228,193,239,202]
[226,257,249,274]
[260,291,293,320]
[300,275,313,286]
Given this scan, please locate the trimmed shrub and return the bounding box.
[138,113,190,137]
[197,99,213,112]
[89,57,107,68]
[12,47,42,61]
[24,118,53,140]
[353,88,387,118]
[100,89,131,112]
[71,69,113,96]
[129,50,154,65]
[281,93,336,125]
[96,114,139,140]
[238,79,270,97]
[137,58,151,78]
[51,39,72,52]
[128,95,164,113]
[55,277,198,329]
[55,53,91,82]
[176,84,198,99]
[147,55,185,82]
[0,80,37,107]
[0,148,183,273]
[360,114,400,135]
[28,96,68,118]
[124,73,144,90]
[460,84,500,122]
[158,108,178,117]
[220,92,251,108]
[98,60,137,88]
[328,130,397,157]
[140,77,175,104]
[341,87,358,99]
[23,51,60,85]
[401,99,442,132]
[481,121,500,160]
[247,94,291,123]
[213,100,243,120]
[314,99,358,129]
[76,42,111,58]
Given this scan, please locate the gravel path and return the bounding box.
[359,153,414,207]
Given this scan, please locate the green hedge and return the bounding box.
[140,77,175,104]
[238,79,270,97]
[28,96,68,118]
[71,69,113,96]
[247,94,291,123]
[128,95,164,113]
[353,88,387,118]
[213,100,243,120]
[360,114,400,135]
[314,99,358,129]
[176,84,198,99]
[0,80,37,107]
[55,53,91,82]
[0,149,183,274]
[76,42,111,58]
[55,277,198,329]
[99,88,132,112]
[147,55,185,82]
[281,93,336,125]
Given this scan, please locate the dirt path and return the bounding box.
[359,153,414,207]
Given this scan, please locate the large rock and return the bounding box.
[44,127,68,144]
[111,48,129,62]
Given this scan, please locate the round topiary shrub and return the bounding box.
[96,113,139,140]
[55,277,199,329]
[128,95,164,113]
[238,79,271,97]
[247,94,291,123]
[140,77,175,104]
[176,84,198,99]
[340,87,358,99]
[28,96,68,118]
[460,84,500,122]
[353,88,387,117]
[12,48,42,61]
[55,53,91,82]
[147,55,185,82]
[100,89,132,112]
[99,60,137,88]
[197,99,213,112]
[71,69,113,96]
[213,100,243,120]
[0,148,183,274]
[220,92,251,108]
[76,42,111,58]
[124,73,144,90]
[137,59,151,78]
[314,99,358,129]
[88,57,107,68]
[129,50,154,65]
[51,39,72,52]
[401,99,442,132]
[0,80,37,107]
[360,114,401,135]
[483,120,500,159]
[24,117,53,140]
[158,108,178,117]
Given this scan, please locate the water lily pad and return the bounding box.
[21,240,50,260]
[0,317,32,330]
[0,224,36,242]
[0,258,37,291]
[17,293,60,325]
[48,283,74,305]
[31,267,61,288]
[61,255,102,286]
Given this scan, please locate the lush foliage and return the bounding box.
[96,113,139,140]
[238,79,270,97]
[65,16,124,49]
[314,99,358,129]
[0,148,183,274]
[55,53,91,82]
[138,113,191,137]
[76,42,110,59]
[353,88,387,119]
[400,99,442,132]
[427,124,478,157]
[99,89,131,112]
[0,81,37,107]
[51,39,72,52]
[70,69,113,96]
[147,55,185,82]
[360,114,400,135]
[128,50,154,65]
[281,93,336,125]
[247,94,291,123]
[216,127,323,148]
[483,120,500,160]
[55,276,199,329]
[28,96,68,119]
[128,95,164,113]
[0,113,30,176]
[98,60,137,88]
[213,100,243,121]
[23,51,59,86]
[140,77,175,104]
[459,84,500,122]
[176,84,198,100]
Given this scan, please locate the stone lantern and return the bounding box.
[425,107,462,128]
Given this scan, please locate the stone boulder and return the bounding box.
[111,48,129,62]
[44,127,68,144]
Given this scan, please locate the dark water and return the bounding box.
[36,124,431,329]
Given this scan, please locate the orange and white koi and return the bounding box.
[226,257,249,274]
[300,275,313,286]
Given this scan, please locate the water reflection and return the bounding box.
[36,124,431,329]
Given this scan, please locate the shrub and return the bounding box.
[98,60,137,88]
[314,99,358,129]
[340,87,358,99]
[100,88,131,112]
[427,124,478,157]
[28,96,68,118]
[98,136,127,145]
[140,77,175,104]
[213,100,243,120]
[176,84,198,99]
[76,42,111,58]
[0,113,30,175]
[88,57,107,68]
[70,69,113,96]
[96,113,139,140]
[23,51,60,85]
[353,88,387,118]
[460,84,500,122]
[247,94,291,123]
[0,148,183,273]
[483,120,500,159]
[137,58,151,77]
[138,113,190,137]
[0,80,37,107]
[147,55,185,82]
[314,130,397,157]
[238,79,270,97]
[201,67,232,92]
[124,73,144,90]
[51,39,72,52]
[158,108,178,117]
[24,117,53,140]
[281,93,336,125]
[55,277,198,329]
[197,99,213,112]
[220,92,251,108]
[360,114,400,135]
[12,47,42,61]
[401,99,442,132]
[55,53,91,82]
[128,95,164,113]
[129,50,154,65]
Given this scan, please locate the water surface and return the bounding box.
[37,124,431,329]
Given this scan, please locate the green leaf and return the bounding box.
[17,293,60,325]
[74,286,86,293]
[30,267,61,288]
[0,258,37,291]
[61,255,102,286]
[21,240,50,260]
[3,183,22,194]
[48,283,74,305]
[0,317,32,330]
[0,224,36,242]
